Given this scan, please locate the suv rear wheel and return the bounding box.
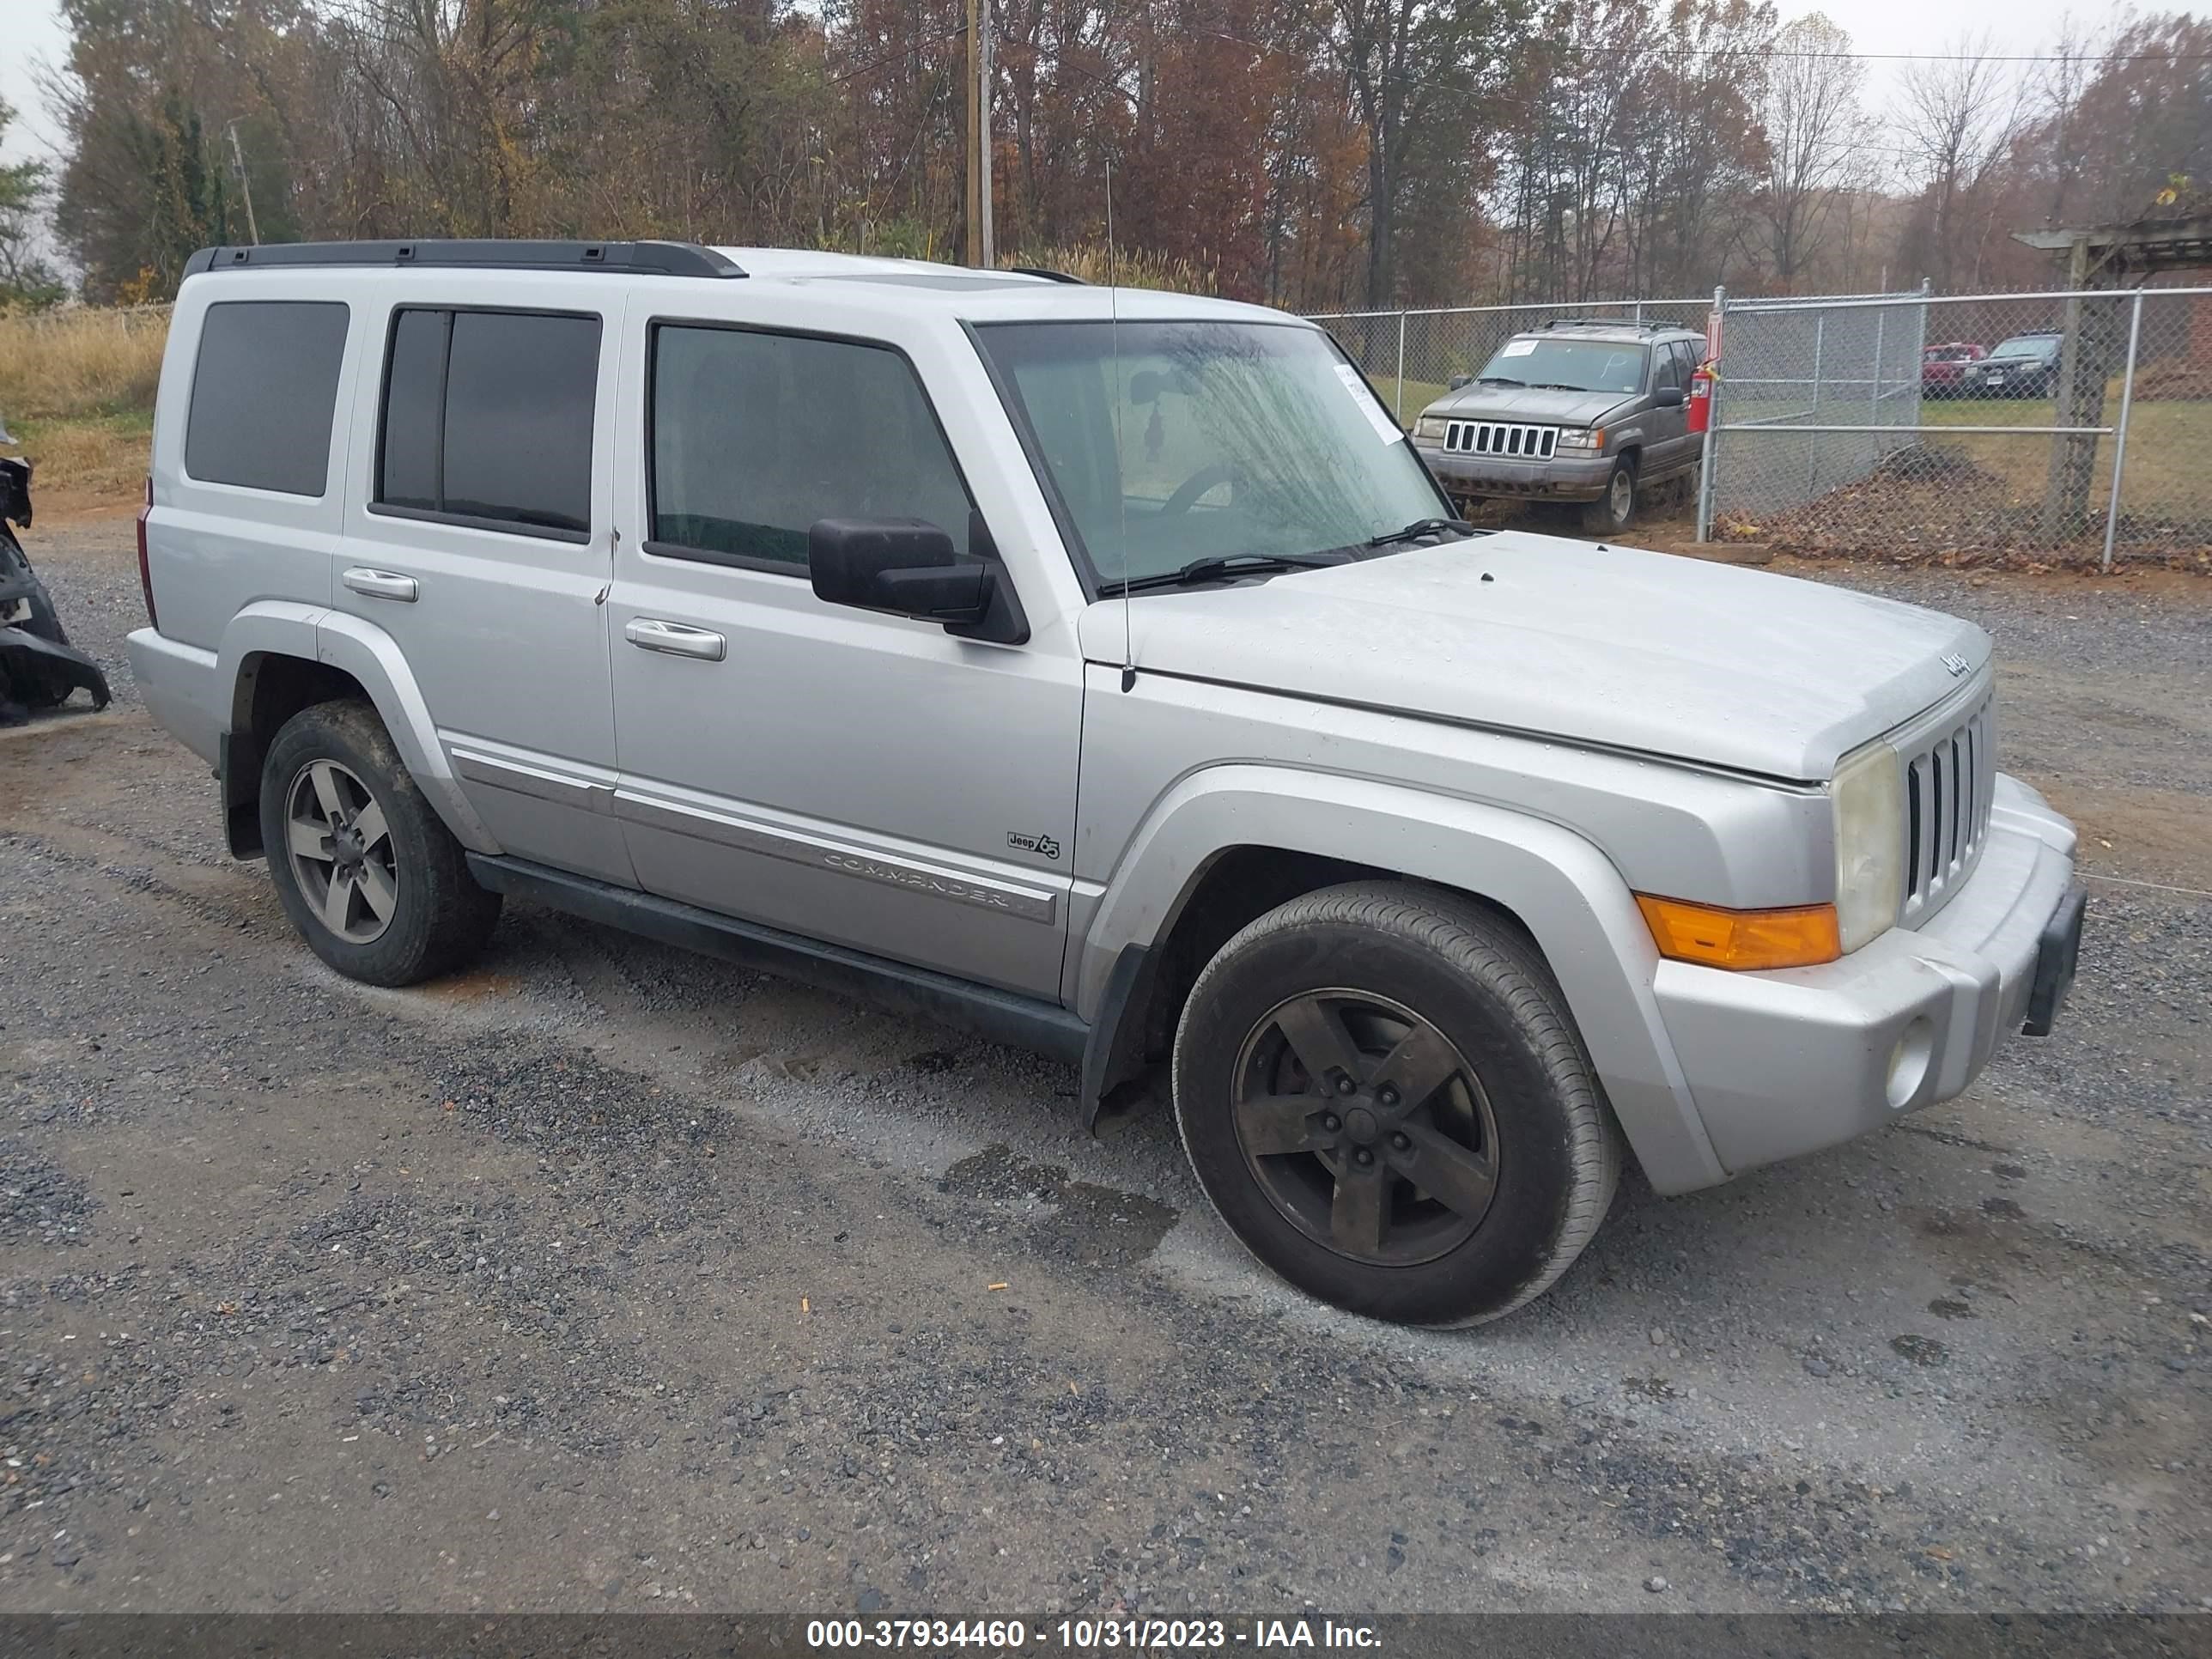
[1582,457,1638,533]
[1172,882,1621,1326]
[259,698,501,986]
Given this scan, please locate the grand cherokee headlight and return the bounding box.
[1832,738,1905,952]
[1555,427,1602,450]
[1414,416,1447,441]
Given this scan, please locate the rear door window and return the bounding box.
[647,323,978,573]
[185,301,351,495]
[374,307,601,540]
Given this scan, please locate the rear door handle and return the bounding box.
[343,567,418,603]
[624,617,726,661]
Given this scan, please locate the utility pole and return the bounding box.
[964,0,994,269]
[225,120,261,246]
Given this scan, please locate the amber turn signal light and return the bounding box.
[1635,894,1842,971]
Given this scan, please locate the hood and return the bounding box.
[1084,532,1990,781]
[1423,385,1631,428]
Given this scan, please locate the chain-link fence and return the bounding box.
[1316,287,2212,568]
[1311,298,1709,427]
[1699,285,2200,568]
[1698,288,1928,532]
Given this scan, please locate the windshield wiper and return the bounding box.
[1096,551,1346,598]
[1364,517,1478,551]
[1529,383,1589,392]
[1476,375,1524,386]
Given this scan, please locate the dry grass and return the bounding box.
[1001,243,1220,294]
[6,411,156,501]
[0,305,170,422]
[0,306,169,505]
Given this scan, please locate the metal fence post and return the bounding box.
[1696,284,1723,544]
[2102,289,2146,573]
[1806,313,1826,499]
[1395,311,1407,424]
[1869,303,1886,473]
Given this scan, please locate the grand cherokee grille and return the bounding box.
[1442,420,1559,460]
[1902,696,1994,921]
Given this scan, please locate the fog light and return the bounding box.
[1885,1018,1934,1110]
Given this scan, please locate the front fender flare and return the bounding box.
[1075,764,1725,1194]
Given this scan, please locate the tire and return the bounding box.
[258,698,501,987]
[1580,458,1638,534]
[1172,882,1621,1328]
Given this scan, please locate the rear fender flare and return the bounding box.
[313,611,501,853]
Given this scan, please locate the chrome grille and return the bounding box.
[1443,420,1559,460]
[1902,696,1994,921]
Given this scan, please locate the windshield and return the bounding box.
[1990,336,2055,359]
[975,320,1447,589]
[1474,337,1647,394]
[1926,346,1973,362]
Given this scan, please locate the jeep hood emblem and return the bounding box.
[1942,651,1972,678]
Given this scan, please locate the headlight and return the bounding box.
[1556,427,1602,450]
[1831,738,1905,952]
[1414,416,1447,441]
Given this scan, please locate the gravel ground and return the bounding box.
[2,517,2208,1617]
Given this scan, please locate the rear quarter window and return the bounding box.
[184,301,352,496]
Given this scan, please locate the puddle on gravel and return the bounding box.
[940,1143,1177,1267]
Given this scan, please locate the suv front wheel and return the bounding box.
[1172,882,1621,1326]
[1582,458,1638,534]
[259,698,501,986]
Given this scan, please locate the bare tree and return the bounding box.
[1893,33,2020,289]
[1755,11,1863,289]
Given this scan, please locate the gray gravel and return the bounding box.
[2,522,2207,1615]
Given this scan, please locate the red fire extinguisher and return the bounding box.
[1687,363,1716,434]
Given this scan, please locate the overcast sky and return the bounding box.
[0,0,2195,186]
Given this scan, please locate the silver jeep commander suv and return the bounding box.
[1412,319,1708,532]
[130,240,2085,1328]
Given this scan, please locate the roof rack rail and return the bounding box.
[1008,265,1086,284]
[182,240,748,280]
[1540,316,1671,332]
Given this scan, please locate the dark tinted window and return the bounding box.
[374,307,600,537]
[185,301,350,495]
[649,325,975,569]
[378,308,445,512]
[1654,343,1684,391]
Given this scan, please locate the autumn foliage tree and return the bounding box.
[35,0,2212,306]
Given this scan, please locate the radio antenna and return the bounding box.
[1105,160,1135,692]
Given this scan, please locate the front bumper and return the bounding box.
[1654,773,2081,1178]
[1413,443,1613,502]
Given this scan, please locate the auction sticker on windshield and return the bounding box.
[1332,362,1404,442]
[1499,338,1537,356]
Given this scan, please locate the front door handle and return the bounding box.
[624,617,726,661]
[343,567,418,603]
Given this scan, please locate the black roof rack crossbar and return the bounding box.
[182,240,747,280]
[1008,265,1087,284]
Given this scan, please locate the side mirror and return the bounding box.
[1652,385,1685,408]
[810,518,989,626]
[1448,374,1472,391]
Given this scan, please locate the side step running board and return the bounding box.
[464,854,1091,1066]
